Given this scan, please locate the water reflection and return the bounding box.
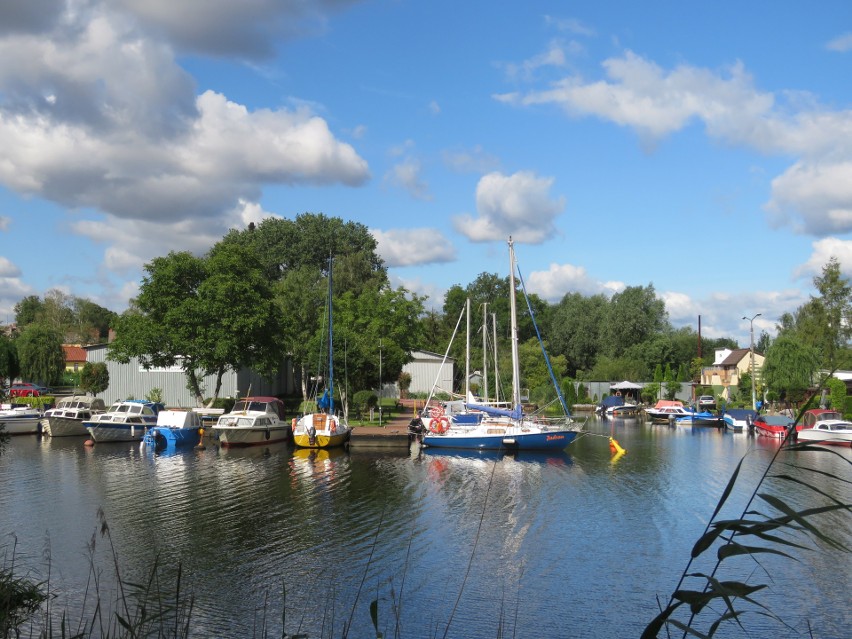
[0,416,849,638]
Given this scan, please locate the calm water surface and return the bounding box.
[1,417,849,638]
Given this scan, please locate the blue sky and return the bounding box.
[1,0,850,347]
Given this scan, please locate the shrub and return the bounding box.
[352,390,378,413]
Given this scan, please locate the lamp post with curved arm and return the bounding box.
[742,313,761,410]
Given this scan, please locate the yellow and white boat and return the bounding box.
[293,411,351,448]
[292,256,352,450]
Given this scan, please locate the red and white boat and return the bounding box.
[753,414,798,439]
[796,419,852,447]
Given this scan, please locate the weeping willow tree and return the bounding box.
[15,323,65,386]
[760,335,820,405]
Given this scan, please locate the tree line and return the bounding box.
[2,214,849,411]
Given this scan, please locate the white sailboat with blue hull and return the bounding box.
[422,238,583,451]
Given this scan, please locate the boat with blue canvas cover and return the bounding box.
[422,238,583,452]
[142,409,203,450]
[722,408,758,432]
[84,399,164,443]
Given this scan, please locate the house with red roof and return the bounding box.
[62,344,88,372]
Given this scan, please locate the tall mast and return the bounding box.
[492,311,499,403]
[328,256,334,415]
[482,302,488,403]
[465,297,470,399]
[508,238,521,410]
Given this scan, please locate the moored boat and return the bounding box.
[43,395,107,437]
[676,410,723,427]
[753,414,798,439]
[0,403,43,435]
[795,419,852,447]
[292,257,352,449]
[211,396,290,447]
[645,400,694,423]
[422,238,582,452]
[142,409,203,450]
[721,408,758,432]
[84,399,164,443]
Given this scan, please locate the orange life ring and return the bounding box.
[428,416,450,434]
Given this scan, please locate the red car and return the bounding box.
[7,382,51,398]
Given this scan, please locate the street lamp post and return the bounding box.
[742,313,761,410]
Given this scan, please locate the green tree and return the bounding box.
[80,362,109,395]
[548,292,607,377]
[600,284,668,358]
[330,283,424,413]
[109,246,284,406]
[13,295,43,327]
[761,335,820,405]
[811,257,852,369]
[16,324,65,385]
[73,298,117,343]
[0,334,19,389]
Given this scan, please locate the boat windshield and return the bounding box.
[235,401,268,413]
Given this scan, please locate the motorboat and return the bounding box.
[0,403,42,435]
[211,396,290,447]
[142,409,203,450]
[598,396,641,417]
[84,399,164,443]
[721,408,758,432]
[676,411,723,427]
[43,395,107,437]
[795,419,852,447]
[753,414,798,439]
[798,408,843,428]
[645,400,694,423]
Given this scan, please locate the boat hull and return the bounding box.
[292,430,351,449]
[213,425,290,447]
[85,422,149,442]
[44,416,89,437]
[796,430,852,447]
[143,426,201,449]
[0,417,42,435]
[423,428,579,451]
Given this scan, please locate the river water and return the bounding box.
[1,416,849,638]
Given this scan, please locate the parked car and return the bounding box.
[7,382,52,398]
[698,395,716,408]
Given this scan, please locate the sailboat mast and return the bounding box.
[492,311,499,403]
[465,297,470,399]
[508,238,521,410]
[482,301,488,403]
[328,257,334,415]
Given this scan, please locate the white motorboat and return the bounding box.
[796,419,852,447]
[84,399,164,443]
[43,395,107,437]
[0,403,42,435]
[211,396,290,447]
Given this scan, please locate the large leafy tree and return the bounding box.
[548,292,606,377]
[811,257,852,369]
[0,334,19,388]
[600,284,668,358]
[109,245,284,406]
[14,295,43,327]
[332,283,424,412]
[16,323,65,385]
[761,335,820,405]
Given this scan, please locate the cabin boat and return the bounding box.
[84,399,164,443]
[0,403,42,435]
[645,400,694,423]
[795,419,852,447]
[721,408,758,432]
[211,397,290,447]
[43,395,107,437]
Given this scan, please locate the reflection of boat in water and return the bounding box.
[291,447,348,463]
[419,446,572,466]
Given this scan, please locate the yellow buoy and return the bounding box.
[609,436,626,455]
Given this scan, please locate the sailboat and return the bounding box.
[421,238,583,451]
[292,258,353,449]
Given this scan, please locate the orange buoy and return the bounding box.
[84,439,95,447]
[609,437,626,455]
